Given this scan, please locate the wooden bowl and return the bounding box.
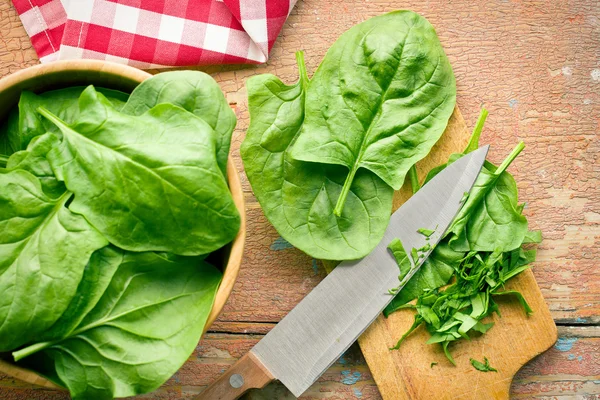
[0,60,246,390]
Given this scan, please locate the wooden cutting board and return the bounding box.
[324,106,557,400]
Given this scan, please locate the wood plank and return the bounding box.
[0,328,597,399]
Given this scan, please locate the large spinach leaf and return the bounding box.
[290,10,456,215]
[14,248,222,400]
[122,71,236,176]
[446,146,528,252]
[6,87,128,152]
[42,86,240,256]
[241,53,394,260]
[0,169,107,351]
[5,133,65,198]
[422,113,529,252]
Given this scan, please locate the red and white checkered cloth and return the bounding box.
[12,0,296,68]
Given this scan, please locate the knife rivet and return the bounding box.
[230,374,244,388]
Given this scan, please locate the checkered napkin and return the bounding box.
[12,0,296,68]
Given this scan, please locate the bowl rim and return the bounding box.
[0,59,246,390]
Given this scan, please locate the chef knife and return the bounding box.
[195,146,489,400]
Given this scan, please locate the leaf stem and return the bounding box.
[464,108,489,153]
[408,165,420,194]
[495,141,525,176]
[37,106,66,129]
[295,51,309,87]
[334,166,358,216]
[13,339,59,361]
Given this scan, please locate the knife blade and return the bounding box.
[195,146,488,400]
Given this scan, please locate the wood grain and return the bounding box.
[0,326,597,399]
[1,0,599,398]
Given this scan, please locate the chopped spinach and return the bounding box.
[387,109,542,365]
[470,357,498,372]
[417,228,436,237]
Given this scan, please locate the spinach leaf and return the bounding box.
[42,86,240,256]
[388,238,412,282]
[37,247,122,342]
[421,110,529,252]
[383,238,461,317]
[14,249,222,400]
[470,357,497,372]
[388,110,541,364]
[122,71,236,176]
[5,133,65,198]
[0,169,107,352]
[290,10,456,215]
[0,112,15,158]
[7,87,128,152]
[446,143,528,252]
[241,52,394,260]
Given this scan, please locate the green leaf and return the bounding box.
[5,133,66,198]
[469,292,488,319]
[388,238,412,283]
[0,113,14,157]
[523,230,543,244]
[289,11,456,215]
[470,357,497,372]
[455,313,479,337]
[7,87,128,152]
[0,169,107,352]
[411,248,420,264]
[417,228,435,237]
[37,247,122,342]
[384,239,461,316]
[122,71,236,176]
[390,314,423,350]
[472,321,494,334]
[408,165,420,194]
[41,86,240,256]
[14,249,222,400]
[427,331,460,344]
[492,290,533,315]
[446,143,529,252]
[464,108,488,154]
[443,341,456,365]
[241,52,393,260]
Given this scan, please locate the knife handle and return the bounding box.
[194,352,274,400]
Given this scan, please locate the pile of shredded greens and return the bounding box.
[386,109,542,367]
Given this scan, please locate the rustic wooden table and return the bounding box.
[1,0,599,399]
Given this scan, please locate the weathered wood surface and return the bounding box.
[1,0,599,398]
